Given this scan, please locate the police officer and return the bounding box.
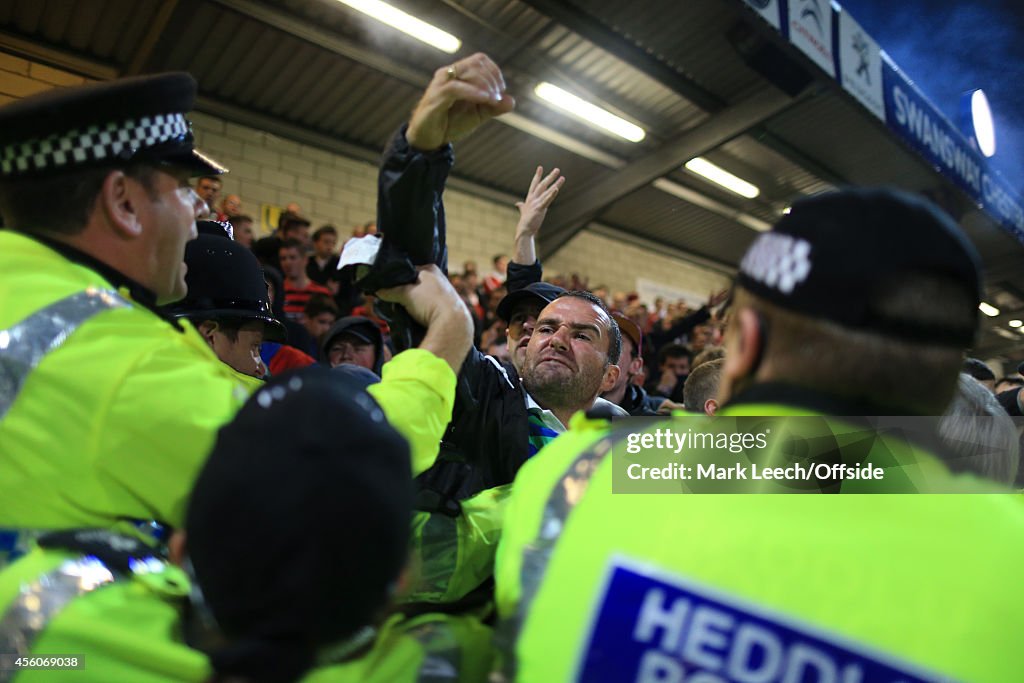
[494,188,1024,681]
[0,73,252,555]
[162,220,287,383]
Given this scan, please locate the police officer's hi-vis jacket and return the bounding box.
[493,390,1024,683]
[0,230,456,564]
[0,231,255,550]
[0,532,494,683]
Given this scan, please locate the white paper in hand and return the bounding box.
[337,234,382,270]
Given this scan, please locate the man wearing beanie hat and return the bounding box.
[493,188,1024,681]
[0,361,491,682]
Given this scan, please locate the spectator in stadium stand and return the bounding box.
[601,312,666,416]
[301,293,338,355]
[251,210,312,271]
[306,224,340,286]
[995,360,1024,417]
[486,335,512,364]
[351,220,377,239]
[259,264,317,376]
[320,315,385,375]
[646,289,729,351]
[692,344,725,370]
[682,356,724,416]
[482,253,509,293]
[161,220,285,382]
[938,373,1020,485]
[226,214,255,249]
[219,193,241,220]
[370,52,629,608]
[962,357,996,391]
[995,374,1024,394]
[194,175,221,218]
[494,187,1024,682]
[645,342,692,403]
[279,238,331,322]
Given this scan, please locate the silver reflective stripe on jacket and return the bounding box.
[0,556,119,682]
[494,427,628,681]
[0,287,130,420]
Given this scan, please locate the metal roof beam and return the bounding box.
[537,85,793,259]
[0,30,117,80]
[516,0,726,113]
[209,0,429,88]
[124,0,185,76]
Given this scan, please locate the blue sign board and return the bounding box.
[743,0,1024,244]
[882,59,1024,242]
[577,561,946,682]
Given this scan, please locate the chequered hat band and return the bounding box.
[0,113,189,175]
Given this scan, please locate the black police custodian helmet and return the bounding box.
[0,72,224,178]
[164,223,285,342]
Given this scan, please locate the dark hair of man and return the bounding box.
[658,343,692,366]
[556,290,621,365]
[227,213,253,225]
[304,293,338,319]
[683,358,724,412]
[198,175,221,185]
[312,224,338,242]
[281,220,309,238]
[279,237,306,255]
[0,163,160,236]
[730,275,972,415]
[962,358,995,382]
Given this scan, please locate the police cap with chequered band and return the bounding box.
[0,72,225,178]
[736,187,982,347]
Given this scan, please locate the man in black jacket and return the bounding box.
[602,312,666,416]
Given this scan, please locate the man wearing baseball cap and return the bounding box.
[320,315,386,374]
[601,311,666,416]
[494,188,1024,681]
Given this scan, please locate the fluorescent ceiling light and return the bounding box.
[684,157,760,199]
[1010,319,1023,328]
[533,82,645,143]
[339,0,460,53]
[979,302,1000,317]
